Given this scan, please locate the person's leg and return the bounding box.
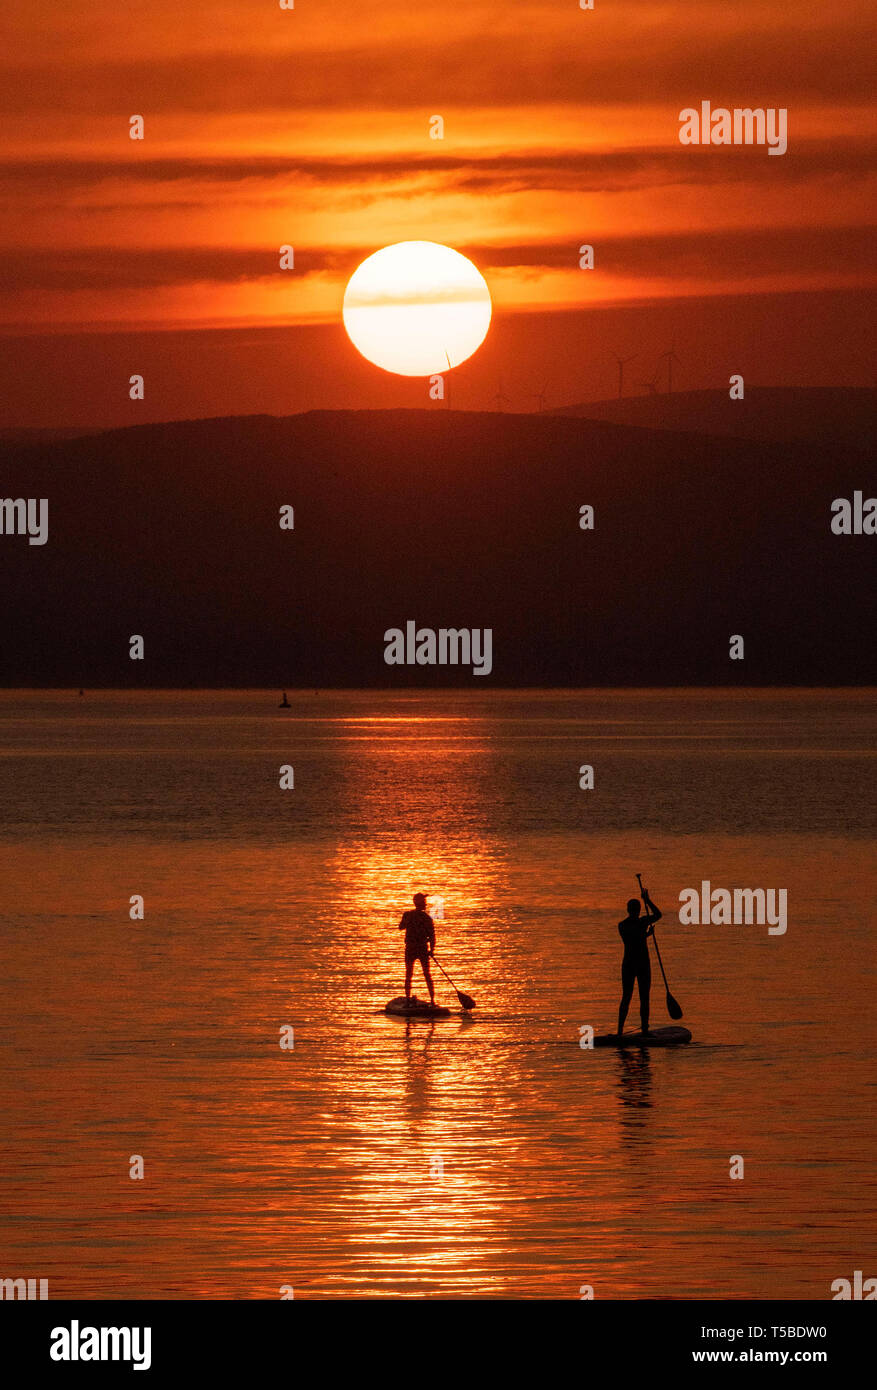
[618,961,634,1033]
[638,959,652,1032]
[404,955,414,998]
[420,953,435,1003]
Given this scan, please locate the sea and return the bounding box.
[0,688,874,1299]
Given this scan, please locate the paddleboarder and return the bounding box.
[617,888,662,1036]
[398,893,436,1003]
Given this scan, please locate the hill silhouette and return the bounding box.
[552,386,875,450]
[0,394,873,685]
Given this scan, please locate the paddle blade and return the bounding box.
[666,991,683,1020]
[457,991,476,1011]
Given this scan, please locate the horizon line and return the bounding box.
[2,382,873,439]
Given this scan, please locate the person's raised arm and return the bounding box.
[644,892,662,929]
[397,912,408,931]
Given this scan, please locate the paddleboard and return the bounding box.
[593,1026,691,1048]
[385,995,452,1018]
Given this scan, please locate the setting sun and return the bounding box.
[342,241,492,376]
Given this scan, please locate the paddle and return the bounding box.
[636,872,683,1020]
[431,954,475,1011]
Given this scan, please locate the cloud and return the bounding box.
[1,140,873,201]
[4,225,873,293]
[0,22,874,114]
[468,227,877,280]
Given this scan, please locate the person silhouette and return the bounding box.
[398,893,436,1002]
[617,889,662,1036]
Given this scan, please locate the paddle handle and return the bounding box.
[650,928,671,991]
[637,873,670,990]
[431,953,454,987]
[431,953,475,1010]
[636,873,683,1020]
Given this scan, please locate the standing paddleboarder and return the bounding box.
[616,887,662,1036]
[398,892,436,1003]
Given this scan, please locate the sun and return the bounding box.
[342,241,492,377]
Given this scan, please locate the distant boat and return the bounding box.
[278,691,290,708]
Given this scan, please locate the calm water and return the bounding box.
[0,688,874,1299]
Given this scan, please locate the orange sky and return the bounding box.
[0,0,874,420]
[2,0,875,329]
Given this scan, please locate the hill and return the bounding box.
[551,386,875,450]
[0,399,873,685]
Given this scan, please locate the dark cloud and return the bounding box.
[0,25,873,114]
[1,140,873,202]
[4,225,873,293]
[466,226,877,279]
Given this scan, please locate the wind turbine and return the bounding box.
[492,378,509,412]
[613,353,638,399]
[659,345,681,393]
[531,382,549,414]
[638,372,660,395]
